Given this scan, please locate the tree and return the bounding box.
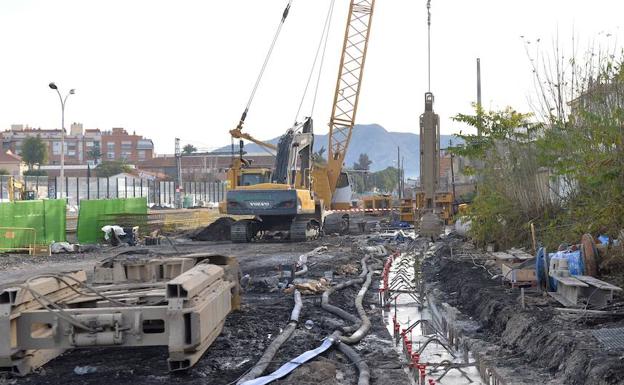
[372,167,399,193]
[95,160,133,177]
[0,168,9,175]
[449,106,544,248]
[352,153,373,191]
[351,173,365,193]
[353,153,372,171]
[448,35,624,251]
[521,37,624,248]
[23,169,47,176]
[312,146,327,166]
[21,136,48,170]
[88,146,102,164]
[182,144,197,155]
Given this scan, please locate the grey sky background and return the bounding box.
[0,0,622,154]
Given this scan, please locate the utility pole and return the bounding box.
[397,146,401,199]
[449,140,456,206]
[477,58,482,136]
[175,138,182,208]
[401,156,405,198]
[48,82,75,201]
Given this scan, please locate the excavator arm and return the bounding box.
[326,0,375,194]
[229,127,277,152]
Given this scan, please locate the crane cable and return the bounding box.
[310,0,335,117]
[427,0,432,92]
[293,0,337,126]
[237,0,294,129]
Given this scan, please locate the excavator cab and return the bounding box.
[239,169,272,186]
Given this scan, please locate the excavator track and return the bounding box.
[231,220,257,243]
[289,220,320,242]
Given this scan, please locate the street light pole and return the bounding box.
[48,82,75,200]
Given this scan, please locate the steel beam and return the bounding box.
[0,255,239,375]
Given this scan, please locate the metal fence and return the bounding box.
[0,176,226,207]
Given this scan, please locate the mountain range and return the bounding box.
[217,124,460,178]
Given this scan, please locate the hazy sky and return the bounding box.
[0,0,622,154]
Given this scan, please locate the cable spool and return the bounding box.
[581,233,599,276]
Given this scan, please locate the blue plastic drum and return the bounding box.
[535,247,546,289]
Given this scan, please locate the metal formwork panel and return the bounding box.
[592,328,624,350]
[16,307,168,349]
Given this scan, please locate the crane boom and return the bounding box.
[326,0,375,193]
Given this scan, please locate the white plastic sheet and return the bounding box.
[239,337,335,385]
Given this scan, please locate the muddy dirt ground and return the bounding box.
[423,237,624,385]
[5,230,623,385]
[1,236,409,385]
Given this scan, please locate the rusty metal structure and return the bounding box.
[0,252,240,375]
[415,0,449,236]
[419,93,440,209]
[418,92,445,237]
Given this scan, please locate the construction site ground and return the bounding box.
[0,236,410,385]
[2,231,624,385]
[423,237,624,385]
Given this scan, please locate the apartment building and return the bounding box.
[1,124,154,165]
[102,127,154,163]
[0,150,26,177]
[138,152,275,181]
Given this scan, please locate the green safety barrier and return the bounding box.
[77,197,147,244]
[0,199,66,251]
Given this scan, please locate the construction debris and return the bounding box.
[101,225,139,246]
[74,365,98,375]
[50,242,77,253]
[336,263,359,276]
[287,278,330,295]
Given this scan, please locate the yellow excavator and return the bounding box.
[7,177,36,202]
[222,0,375,242]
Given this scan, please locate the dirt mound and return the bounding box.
[192,217,235,241]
